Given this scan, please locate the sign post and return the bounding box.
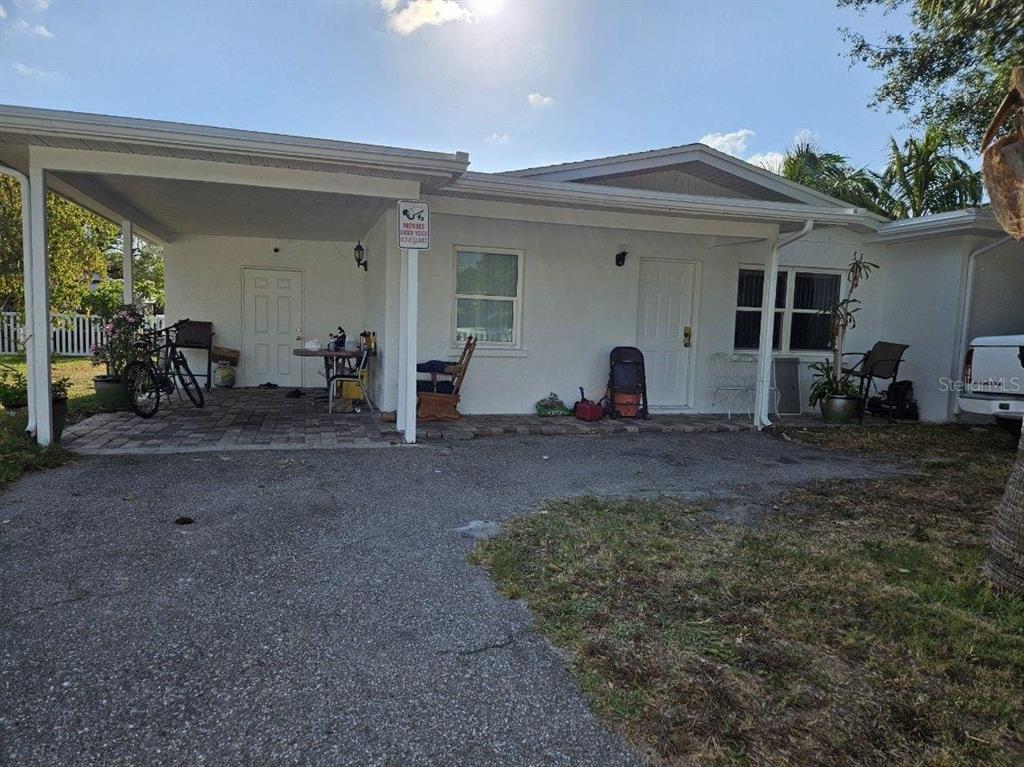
[397,201,429,444]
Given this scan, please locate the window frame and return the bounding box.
[451,244,525,350]
[734,265,843,354]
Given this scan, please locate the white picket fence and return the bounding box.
[0,312,165,357]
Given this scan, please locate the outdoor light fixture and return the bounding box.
[615,250,628,267]
[354,241,367,271]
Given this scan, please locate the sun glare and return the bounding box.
[469,0,505,19]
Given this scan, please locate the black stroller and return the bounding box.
[605,346,649,419]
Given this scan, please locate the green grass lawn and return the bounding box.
[472,425,1024,766]
[0,356,100,491]
[2,355,103,419]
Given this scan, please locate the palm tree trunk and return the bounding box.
[986,430,1024,593]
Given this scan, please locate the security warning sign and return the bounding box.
[397,200,429,250]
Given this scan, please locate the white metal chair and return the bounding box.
[709,352,781,418]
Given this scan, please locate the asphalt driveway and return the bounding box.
[0,431,889,766]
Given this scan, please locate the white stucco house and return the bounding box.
[1,105,1022,445]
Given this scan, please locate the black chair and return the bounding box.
[174,320,214,391]
[842,341,909,423]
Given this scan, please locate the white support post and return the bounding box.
[396,249,409,435]
[27,165,53,445]
[402,248,419,444]
[753,237,781,429]
[121,219,133,304]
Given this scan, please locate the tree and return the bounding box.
[982,66,1024,594]
[879,127,983,218]
[840,0,1023,147]
[0,175,120,315]
[780,142,888,215]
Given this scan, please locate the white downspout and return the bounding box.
[754,219,815,428]
[0,164,36,438]
[951,234,1014,416]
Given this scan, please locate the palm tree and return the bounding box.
[881,127,983,219]
[780,143,888,216]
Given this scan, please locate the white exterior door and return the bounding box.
[637,260,697,410]
[242,268,303,387]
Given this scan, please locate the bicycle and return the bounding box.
[122,319,205,418]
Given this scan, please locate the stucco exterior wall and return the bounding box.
[164,234,367,387]
[408,214,885,416]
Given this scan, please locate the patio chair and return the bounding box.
[841,341,909,424]
[327,347,376,414]
[416,336,476,421]
[708,352,780,419]
[174,320,214,391]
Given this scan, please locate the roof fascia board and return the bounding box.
[29,146,422,200]
[872,209,1004,242]
[445,173,882,232]
[0,105,469,179]
[425,194,779,239]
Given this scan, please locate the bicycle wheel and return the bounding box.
[174,355,205,408]
[123,360,160,418]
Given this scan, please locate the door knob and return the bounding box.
[683,326,692,348]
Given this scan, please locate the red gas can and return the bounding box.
[574,387,604,421]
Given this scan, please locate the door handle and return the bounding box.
[683,326,692,348]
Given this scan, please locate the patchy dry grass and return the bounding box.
[472,424,1024,766]
[0,413,69,491]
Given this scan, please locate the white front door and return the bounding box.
[637,259,697,410]
[242,268,303,387]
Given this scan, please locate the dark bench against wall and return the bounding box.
[175,320,214,391]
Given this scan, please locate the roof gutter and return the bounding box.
[0,106,470,179]
[445,174,881,231]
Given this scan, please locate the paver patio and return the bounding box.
[61,387,768,454]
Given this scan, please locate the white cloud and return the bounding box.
[527,92,555,109]
[381,0,472,36]
[747,152,785,174]
[11,61,56,79]
[793,127,819,147]
[13,0,49,11]
[12,17,51,36]
[699,129,755,157]
[485,131,511,145]
[0,5,7,20]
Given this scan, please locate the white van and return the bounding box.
[958,335,1024,432]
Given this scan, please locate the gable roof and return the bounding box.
[503,142,858,210]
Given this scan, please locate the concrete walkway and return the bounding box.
[0,431,888,766]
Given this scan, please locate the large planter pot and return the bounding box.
[820,395,860,425]
[3,398,68,442]
[93,375,129,411]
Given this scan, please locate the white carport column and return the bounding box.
[398,248,419,444]
[26,164,53,445]
[753,237,781,429]
[121,219,133,304]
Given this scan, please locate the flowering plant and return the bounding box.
[91,305,145,379]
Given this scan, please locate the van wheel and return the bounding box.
[995,417,1022,438]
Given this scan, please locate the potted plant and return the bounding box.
[807,252,878,424]
[91,304,145,410]
[0,369,71,441]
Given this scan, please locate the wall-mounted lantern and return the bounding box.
[615,250,628,267]
[354,241,367,271]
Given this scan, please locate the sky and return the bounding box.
[0,0,915,174]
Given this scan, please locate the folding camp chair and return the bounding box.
[842,341,909,423]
